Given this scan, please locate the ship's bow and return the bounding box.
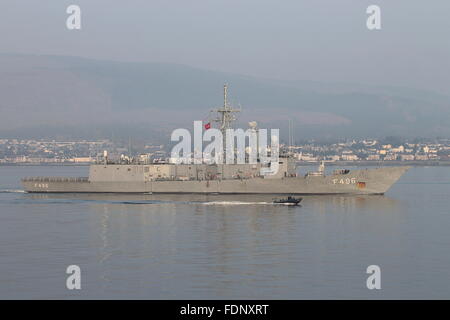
[360,166,410,194]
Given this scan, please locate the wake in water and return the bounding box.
[3,193,299,206]
[201,201,272,205]
[0,189,26,193]
[199,201,300,206]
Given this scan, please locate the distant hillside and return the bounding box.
[0,53,449,142]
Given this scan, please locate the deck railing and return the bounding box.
[21,177,89,182]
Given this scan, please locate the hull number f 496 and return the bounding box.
[332,178,356,185]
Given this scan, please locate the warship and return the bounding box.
[22,85,409,195]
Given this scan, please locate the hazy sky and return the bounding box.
[1,0,450,94]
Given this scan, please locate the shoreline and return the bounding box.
[1,160,450,167]
[0,163,91,166]
[297,160,450,166]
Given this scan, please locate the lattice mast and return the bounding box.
[214,84,240,136]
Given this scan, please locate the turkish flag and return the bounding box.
[204,122,211,130]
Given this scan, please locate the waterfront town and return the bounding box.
[1,137,450,165]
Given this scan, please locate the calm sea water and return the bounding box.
[0,165,449,299]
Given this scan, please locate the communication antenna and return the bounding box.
[288,119,292,152]
[128,137,132,160]
[291,120,295,147]
[287,119,295,156]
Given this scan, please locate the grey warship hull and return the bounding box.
[22,166,409,195]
